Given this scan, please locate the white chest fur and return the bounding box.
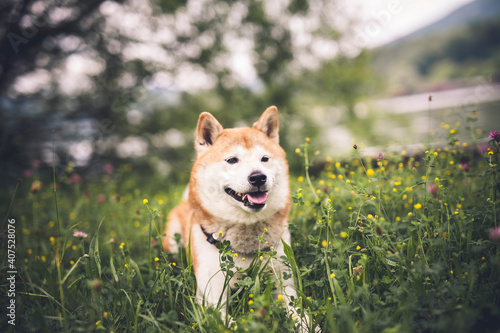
[204,220,285,255]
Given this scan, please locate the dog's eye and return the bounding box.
[226,157,238,164]
[261,156,269,162]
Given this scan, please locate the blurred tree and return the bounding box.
[296,51,377,121]
[0,0,367,183]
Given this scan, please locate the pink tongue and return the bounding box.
[243,192,268,204]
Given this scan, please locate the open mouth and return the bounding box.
[225,188,268,210]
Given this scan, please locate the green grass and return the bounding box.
[1,116,499,332]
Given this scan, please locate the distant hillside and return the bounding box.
[390,0,500,46]
[371,0,500,96]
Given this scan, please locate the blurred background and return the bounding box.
[1,0,499,188]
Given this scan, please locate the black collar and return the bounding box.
[200,225,219,245]
[199,225,273,253]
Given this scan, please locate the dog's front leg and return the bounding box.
[192,225,230,315]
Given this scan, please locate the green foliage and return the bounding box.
[1,117,499,332]
[297,52,379,120]
[0,0,348,183]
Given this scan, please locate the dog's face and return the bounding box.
[213,131,285,213]
[190,107,289,223]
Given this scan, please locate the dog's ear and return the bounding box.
[253,106,279,144]
[195,112,223,154]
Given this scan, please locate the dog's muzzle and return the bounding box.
[224,188,268,210]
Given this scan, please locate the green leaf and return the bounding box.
[34,259,58,297]
[281,239,302,293]
[87,234,101,279]
[110,255,119,282]
[129,259,145,287]
[252,275,260,295]
[333,277,346,305]
[382,275,393,284]
[314,280,324,287]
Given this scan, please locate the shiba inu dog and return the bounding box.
[162,106,303,324]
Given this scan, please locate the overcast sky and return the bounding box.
[345,0,475,47]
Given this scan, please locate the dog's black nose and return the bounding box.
[248,172,267,187]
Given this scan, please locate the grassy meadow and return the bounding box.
[1,115,500,332]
